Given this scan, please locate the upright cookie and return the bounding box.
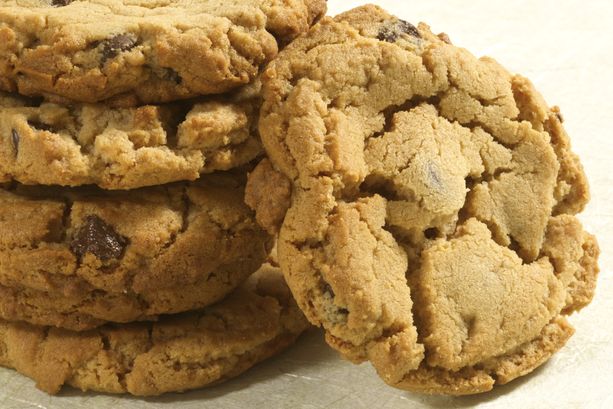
[0,0,326,104]
[0,264,310,396]
[0,82,261,189]
[0,172,272,330]
[248,5,599,395]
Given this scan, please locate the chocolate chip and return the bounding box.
[424,227,439,240]
[11,129,19,154]
[70,215,128,261]
[377,26,399,43]
[51,0,73,6]
[101,34,137,62]
[377,19,421,43]
[398,20,420,38]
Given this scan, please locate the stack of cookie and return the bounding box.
[0,0,326,396]
[0,1,601,400]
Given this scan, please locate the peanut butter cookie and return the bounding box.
[0,172,271,330]
[0,83,261,189]
[248,5,599,395]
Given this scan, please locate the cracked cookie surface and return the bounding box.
[250,5,599,394]
[0,82,262,189]
[0,0,326,104]
[0,171,272,330]
[0,264,310,395]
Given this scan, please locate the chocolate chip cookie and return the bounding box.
[0,0,326,104]
[0,82,262,189]
[0,263,310,395]
[247,5,599,395]
[0,172,272,331]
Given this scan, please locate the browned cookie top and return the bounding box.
[0,0,326,103]
[248,5,599,395]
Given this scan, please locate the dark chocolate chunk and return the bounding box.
[70,215,128,261]
[377,19,421,43]
[424,227,439,240]
[377,26,398,43]
[397,20,420,38]
[102,34,138,62]
[11,129,19,154]
[52,0,73,6]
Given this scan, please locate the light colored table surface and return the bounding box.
[1,1,611,408]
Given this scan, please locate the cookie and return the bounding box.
[0,263,310,396]
[0,0,326,104]
[0,82,262,189]
[248,5,599,395]
[0,172,272,331]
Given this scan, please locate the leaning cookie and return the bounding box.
[0,263,310,396]
[0,83,262,189]
[248,5,599,395]
[0,172,272,331]
[0,0,326,104]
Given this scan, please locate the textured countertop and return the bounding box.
[1,1,611,408]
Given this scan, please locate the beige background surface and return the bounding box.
[1,1,611,408]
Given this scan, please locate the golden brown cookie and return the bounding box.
[0,82,262,189]
[0,0,326,104]
[0,172,272,330]
[0,264,310,396]
[248,5,599,395]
